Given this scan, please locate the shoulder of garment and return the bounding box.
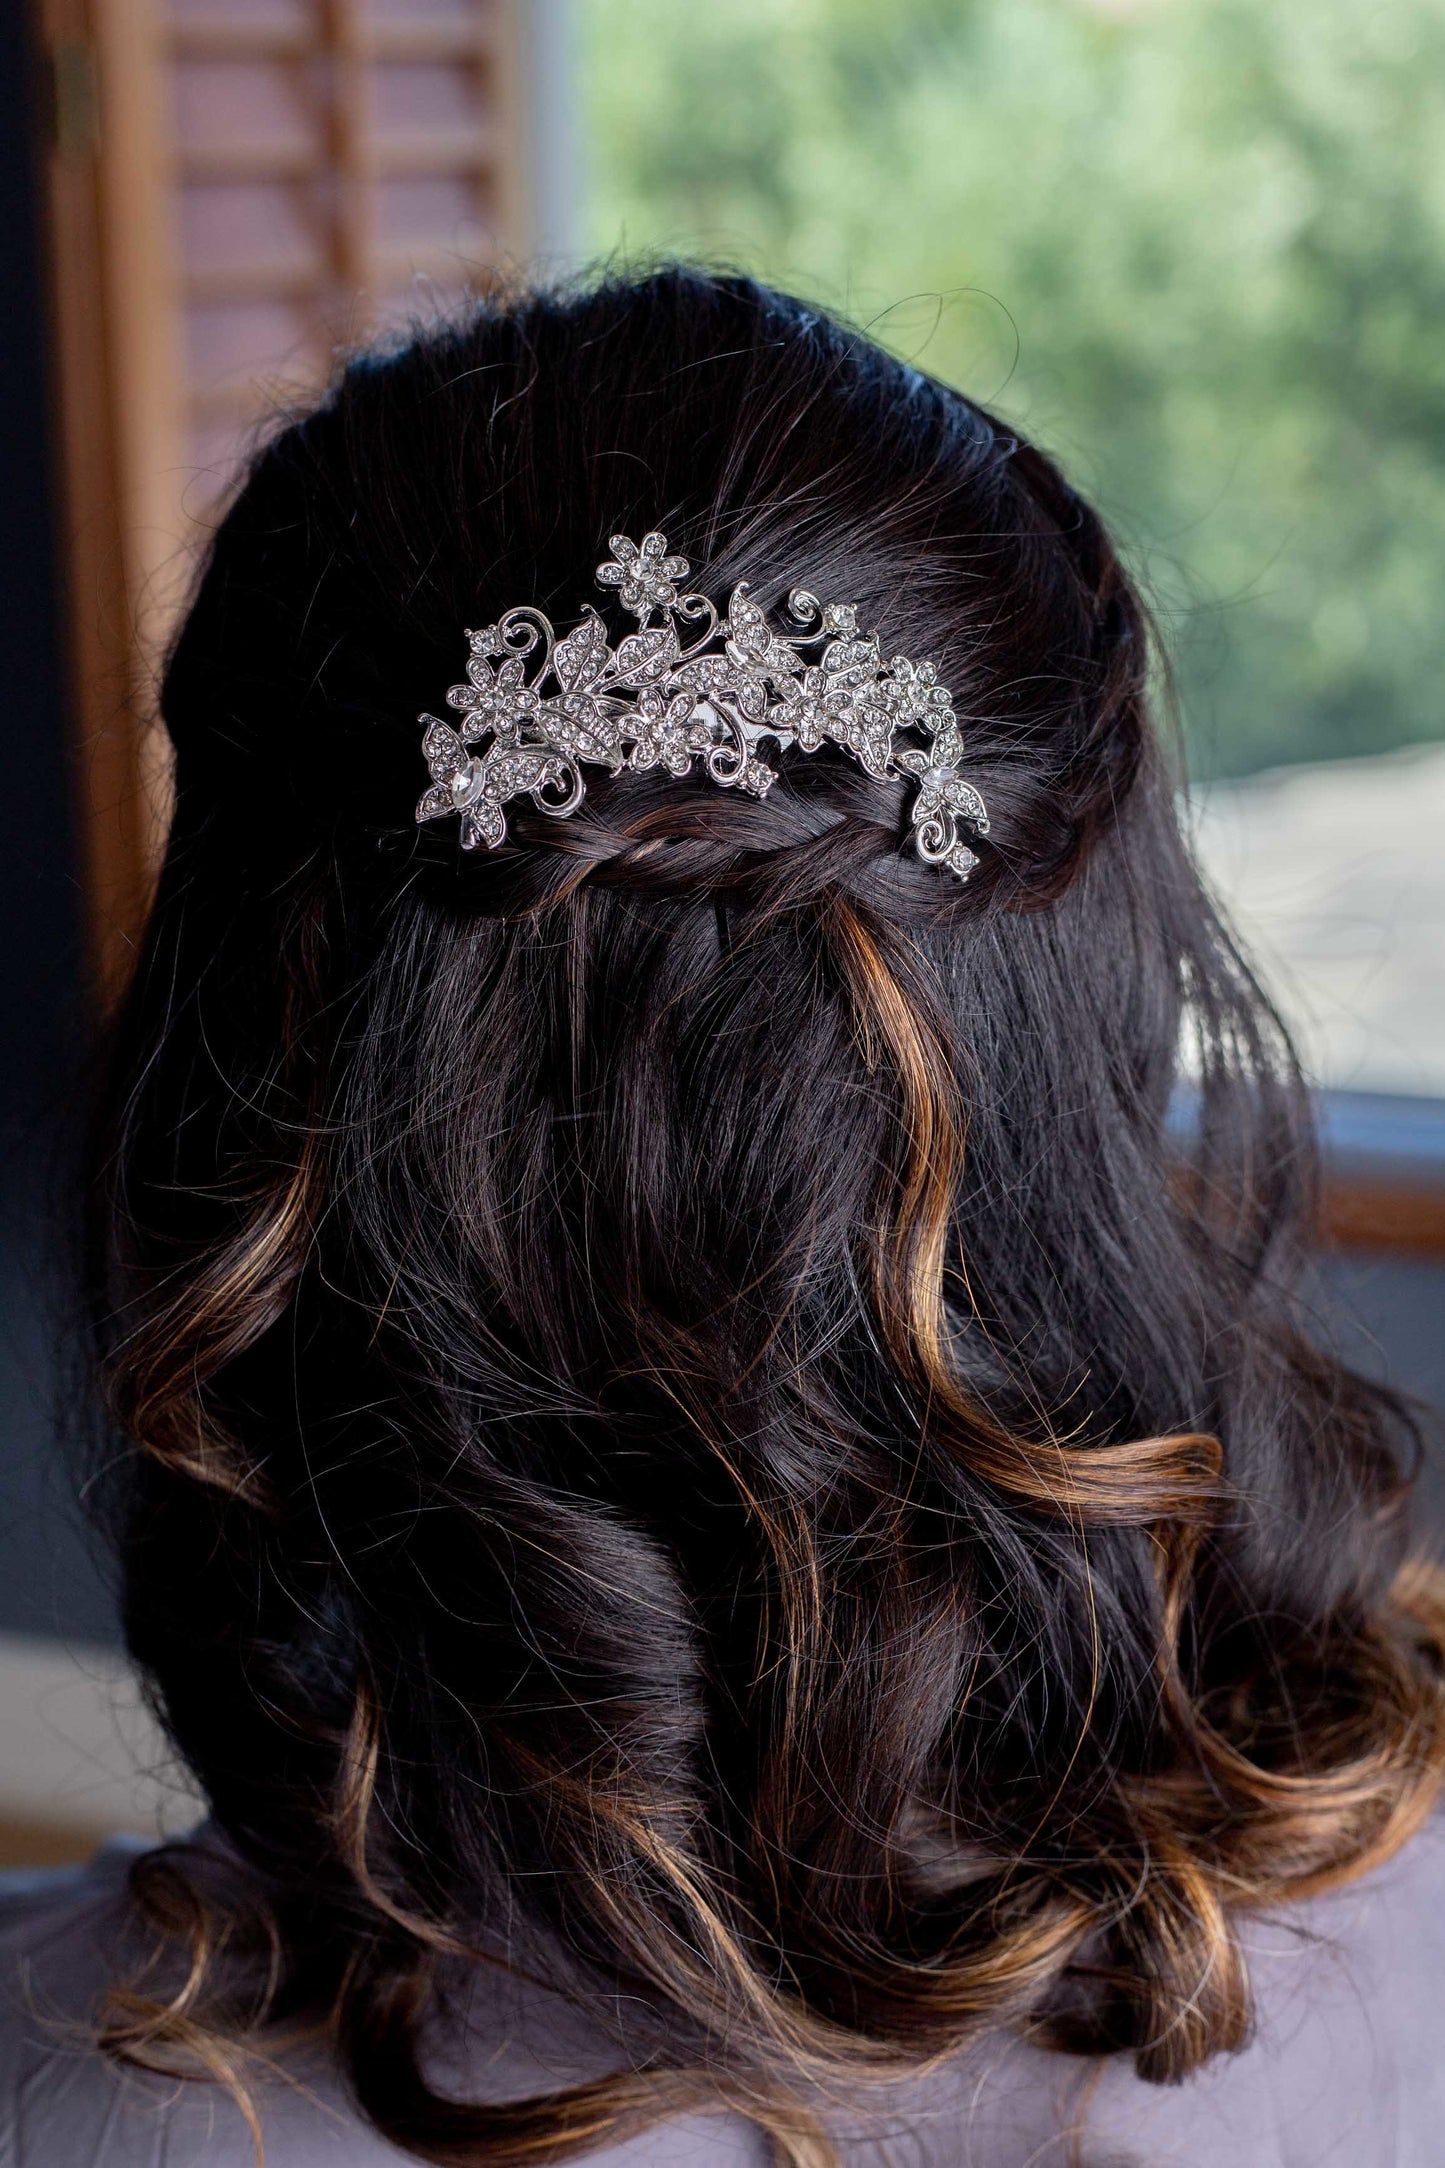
[4,1817,1445,2168]
[0,1839,767,2168]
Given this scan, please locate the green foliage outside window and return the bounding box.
[581,0,1445,779]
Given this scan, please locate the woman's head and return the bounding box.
[91,268,1445,2162]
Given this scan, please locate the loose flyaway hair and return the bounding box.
[85,267,1445,2166]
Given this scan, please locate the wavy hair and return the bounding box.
[86,268,1445,2164]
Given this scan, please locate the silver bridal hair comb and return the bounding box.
[415,531,990,880]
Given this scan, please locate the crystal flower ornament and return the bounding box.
[595,530,693,614]
[415,533,990,878]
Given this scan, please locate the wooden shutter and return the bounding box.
[34,0,536,992]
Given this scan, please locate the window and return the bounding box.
[29,0,1445,1238]
[580,0,1445,1104]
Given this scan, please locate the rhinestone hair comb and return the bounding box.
[414,531,990,880]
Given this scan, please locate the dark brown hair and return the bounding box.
[87,267,1445,2164]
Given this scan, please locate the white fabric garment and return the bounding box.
[4,1816,1445,2166]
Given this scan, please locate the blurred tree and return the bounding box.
[582,0,1445,779]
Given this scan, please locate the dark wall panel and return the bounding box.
[0,6,116,1645]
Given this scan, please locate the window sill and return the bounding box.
[1319,1092,1445,1258]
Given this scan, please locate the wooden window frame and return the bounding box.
[31,0,536,995]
